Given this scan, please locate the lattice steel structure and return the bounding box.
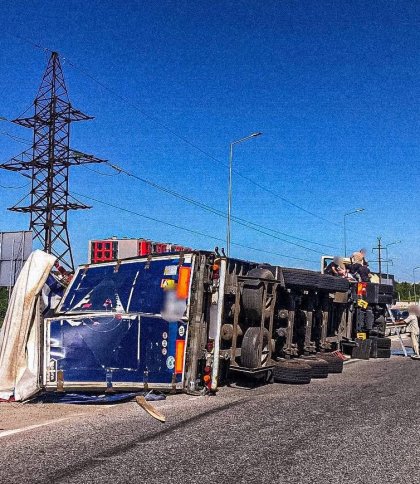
[0,52,105,271]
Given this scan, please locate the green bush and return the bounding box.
[0,288,9,328]
[395,282,419,302]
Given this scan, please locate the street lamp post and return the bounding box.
[384,240,401,278]
[343,208,365,257]
[226,132,262,258]
[413,266,420,304]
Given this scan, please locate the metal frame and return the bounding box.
[319,292,332,351]
[284,292,299,358]
[302,293,316,354]
[230,274,281,370]
[0,52,105,271]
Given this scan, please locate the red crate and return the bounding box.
[91,240,117,263]
[138,240,152,256]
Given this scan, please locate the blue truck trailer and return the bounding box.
[42,250,394,395]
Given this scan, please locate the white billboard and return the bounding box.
[0,231,33,287]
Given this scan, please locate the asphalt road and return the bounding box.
[0,356,419,484]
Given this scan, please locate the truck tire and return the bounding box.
[379,284,394,295]
[300,356,329,378]
[375,337,391,349]
[240,327,270,368]
[378,294,394,304]
[369,337,378,358]
[317,274,349,292]
[316,352,344,373]
[365,309,375,329]
[282,268,319,289]
[356,309,365,331]
[377,348,391,358]
[273,359,312,384]
[242,268,274,323]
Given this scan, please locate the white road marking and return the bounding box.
[0,414,84,439]
[0,395,203,439]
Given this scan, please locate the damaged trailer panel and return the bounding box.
[43,251,354,395]
[44,314,188,391]
[58,254,194,316]
[45,254,195,392]
[1,249,360,401]
[45,251,259,394]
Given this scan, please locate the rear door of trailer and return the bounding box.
[43,254,194,391]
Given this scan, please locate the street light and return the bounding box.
[343,208,365,257]
[384,240,401,278]
[413,266,420,304]
[226,132,262,258]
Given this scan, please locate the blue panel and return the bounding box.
[138,317,187,384]
[59,257,192,316]
[60,265,116,312]
[128,259,187,314]
[49,316,139,383]
[47,314,188,386]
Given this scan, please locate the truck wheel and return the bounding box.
[377,348,391,358]
[378,294,393,304]
[282,268,319,289]
[240,327,270,368]
[376,337,391,349]
[300,356,329,378]
[379,284,394,295]
[273,360,312,384]
[317,274,349,292]
[242,268,274,323]
[316,352,344,373]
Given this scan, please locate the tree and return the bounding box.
[0,288,8,327]
[395,282,419,302]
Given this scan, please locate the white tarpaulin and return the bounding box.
[0,250,56,401]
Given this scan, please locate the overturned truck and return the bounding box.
[40,250,394,395]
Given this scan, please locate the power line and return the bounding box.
[66,58,341,227]
[96,161,336,253]
[2,109,333,253]
[0,130,32,145]
[7,33,380,252]
[73,190,318,264]
[82,164,122,177]
[0,182,30,189]
[8,33,342,229]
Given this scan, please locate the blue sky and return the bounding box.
[0,0,418,280]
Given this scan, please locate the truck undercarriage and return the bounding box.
[37,250,396,396]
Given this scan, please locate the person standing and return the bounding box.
[325,256,347,277]
[351,248,368,265]
[404,305,420,358]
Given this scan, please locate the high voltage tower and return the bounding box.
[0,52,106,271]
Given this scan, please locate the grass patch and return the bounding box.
[0,287,9,328]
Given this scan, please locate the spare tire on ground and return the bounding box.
[240,327,270,368]
[242,267,274,323]
[300,356,329,378]
[316,352,344,373]
[273,359,312,384]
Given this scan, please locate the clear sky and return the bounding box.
[0,0,418,281]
